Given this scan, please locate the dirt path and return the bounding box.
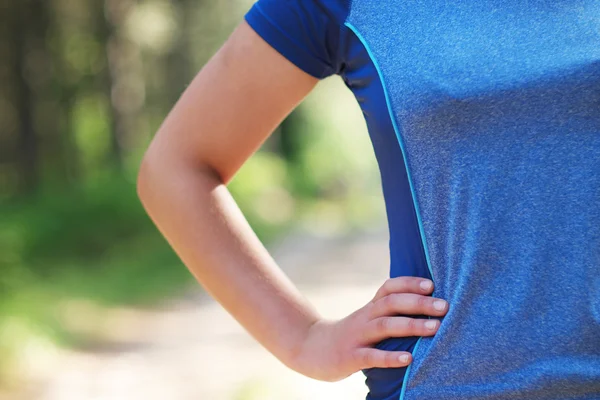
[17,227,391,400]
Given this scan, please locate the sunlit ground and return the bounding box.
[10,226,390,400]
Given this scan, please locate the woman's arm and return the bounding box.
[137,21,448,382]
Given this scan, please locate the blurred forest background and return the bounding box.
[0,0,384,393]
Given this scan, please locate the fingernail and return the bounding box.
[434,300,447,311]
[420,280,433,291]
[400,354,410,363]
[425,320,437,330]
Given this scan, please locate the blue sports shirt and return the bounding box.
[244,1,600,399]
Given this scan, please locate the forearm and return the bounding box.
[137,149,321,367]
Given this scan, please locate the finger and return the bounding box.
[372,277,434,302]
[369,293,448,318]
[361,316,440,343]
[352,348,413,370]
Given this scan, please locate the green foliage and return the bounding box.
[73,94,113,171]
[0,175,183,311]
[229,151,295,242]
[3,180,141,266]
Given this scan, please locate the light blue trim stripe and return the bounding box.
[343,22,435,281]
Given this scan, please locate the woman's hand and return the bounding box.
[290,276,448,382]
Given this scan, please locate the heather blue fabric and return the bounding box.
[244,1,600,399]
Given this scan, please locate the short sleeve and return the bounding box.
[244,0,347,79]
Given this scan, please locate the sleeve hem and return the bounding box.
[244,3,336,79]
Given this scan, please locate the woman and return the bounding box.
[137,0,600,399]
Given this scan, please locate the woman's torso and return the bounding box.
[339,1,600,399]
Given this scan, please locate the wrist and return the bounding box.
[284,317,336,376]
[276,312,322,368]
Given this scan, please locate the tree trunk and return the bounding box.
[96,0,124,169]
[11,2,39,194]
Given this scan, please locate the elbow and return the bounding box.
[136,132,226,211]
